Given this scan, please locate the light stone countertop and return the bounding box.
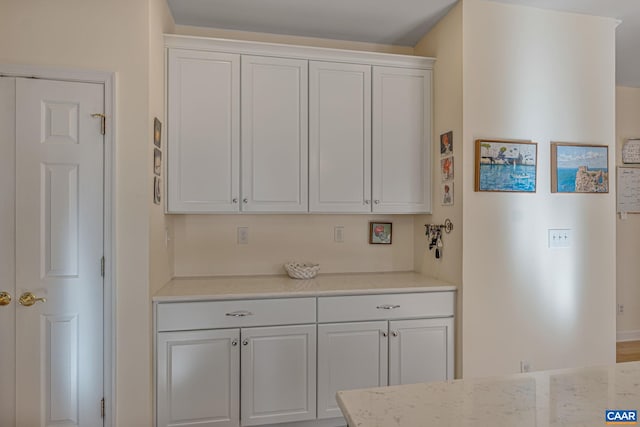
[153,271,456,302]
[336,361,640,427]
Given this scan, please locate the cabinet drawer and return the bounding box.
[157,297,316,331]
[318,292,453,323]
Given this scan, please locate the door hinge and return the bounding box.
[101,256,105,277]
[91,113,106,135]
[101,398,105,418]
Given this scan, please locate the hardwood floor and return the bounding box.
[617,341,640,363]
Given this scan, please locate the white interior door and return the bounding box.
[0,77,105,426]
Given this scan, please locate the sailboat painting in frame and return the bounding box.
[475,139,538,192]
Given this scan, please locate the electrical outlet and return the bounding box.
[237,227,249,244]
[548,228,572,248]
[520,360,531,373]
[618,304,624,315]
[334,226,344,243]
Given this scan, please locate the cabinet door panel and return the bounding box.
[309,61,371,212]
[372,67,431,213]
[389,318,453,386]
[241,325,316,425]
[157,329,240,427]
[167,49,240,212]
[317,322,388,419]
[241,56,308,212]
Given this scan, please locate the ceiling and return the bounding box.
[167,0,640,87]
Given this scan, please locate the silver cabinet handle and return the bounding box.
[381,331,388,337]
[374,200,380,204]
[242,198,248,203]
[391,331,398,337]
[242,339,249,346]
[376,304,400,310]
[225,310,253,317]
[232,198,238,204]
[231,339,238,346]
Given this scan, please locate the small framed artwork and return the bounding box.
[441,182,453,206]
[153,117,162,148]
[441,156,454,181]
[153,148,162,176]
[153,176,162,205]
[369,222,392,244]
[475,139,537,193]
[551,142,608,193]
[440,131,453,157]
[622,139,640,164]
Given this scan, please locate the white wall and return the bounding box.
[616,86,640,341]
[173,215,415,276]
[0,1,167,424]
[149,0,176,294]
[461,0,617,377]
[413,1,464,377]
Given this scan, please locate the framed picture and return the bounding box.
[153,148,162,176]
[551,142,608,193]
[153,176,162,205]
[153,117,162,148]
[441,182,453,206]
[441,156,454,181]
[440,131,453,157]
[622,139,640,164]
[369,222,392,244]
[475,139,537,193]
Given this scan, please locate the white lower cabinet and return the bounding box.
[155,291,454,427]
[241,325,317,425]
[317,322,388,419]
[157,329,240,427]
[388,318,454,386]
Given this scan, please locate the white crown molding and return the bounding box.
[164,34,435,69]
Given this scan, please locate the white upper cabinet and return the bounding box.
[372,66,432,214]
[309,61,371,213]
[241,56,308,212]
[167,49,240,213]
[165,35,433,214]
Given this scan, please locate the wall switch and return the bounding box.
[520,360,531,373]
[548,228,572,248]
[237,227,249,245]
[334,226,344,243]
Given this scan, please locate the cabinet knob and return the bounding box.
[242,339,249,346]
[242,198,248,204]
[374,200,380,204]
[232,198,238,204]
[0,291,11,306]
[391,331,398,337]
[381,331,388,337]
[364,200,370,205]
[231,339,238,346]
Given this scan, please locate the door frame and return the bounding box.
[0,64,116,427]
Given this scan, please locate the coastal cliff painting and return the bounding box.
[551,143,608,193]
[475,139,537,192]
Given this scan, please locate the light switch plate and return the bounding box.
[548,228,571,248]
[237,226,249,244]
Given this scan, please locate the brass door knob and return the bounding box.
[19,292,46,307]
[0,292,11,306]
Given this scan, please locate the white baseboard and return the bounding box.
[617,330,640,342]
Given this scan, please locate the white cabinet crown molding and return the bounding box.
[164,34,435,69]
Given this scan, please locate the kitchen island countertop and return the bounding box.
[153,271,456,301]
[336,361,640,427]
